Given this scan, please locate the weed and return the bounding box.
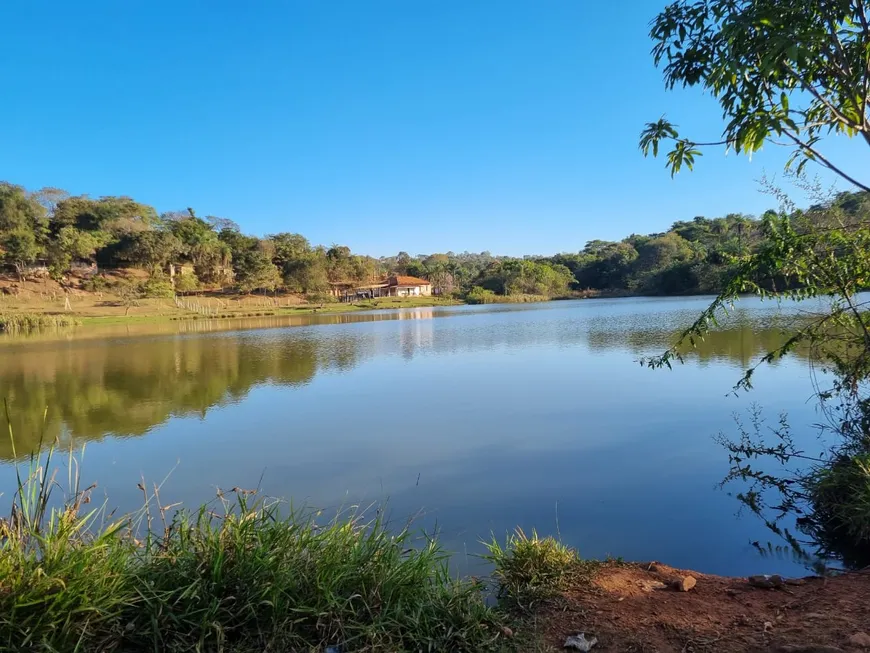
[0,313,79,333]
[484,528,583,609]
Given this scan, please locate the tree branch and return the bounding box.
[781,129,870,192]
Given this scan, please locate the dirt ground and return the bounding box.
[536,562,870,652]
[0,273,311,318]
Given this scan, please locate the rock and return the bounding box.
[500,626,514,639]
[784,577,808,586]
[564,633,598,651]
[764,621,774,631]
[848,632,870,648]
[748,574,785,589]
[676,575,697,592]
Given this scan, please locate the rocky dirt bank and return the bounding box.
[537,561,870,652]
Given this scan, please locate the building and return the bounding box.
[330,275,433,301]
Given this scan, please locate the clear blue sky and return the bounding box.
[2,1,868,257]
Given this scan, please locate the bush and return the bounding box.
[174,272,199,293]
[465,286,498,304]
[805,453,870,566]
[81,274,113,293]
[305,291,333,304]
[484,528,581,608]
[140,276,175,299]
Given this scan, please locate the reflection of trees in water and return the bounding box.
[586,322,810,369]
[0,308,810,460]
[0,332,361,459]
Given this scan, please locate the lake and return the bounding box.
[0,296,827,576]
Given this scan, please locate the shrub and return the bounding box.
[484,528,581,608]
[140,276,175,299]
[174,272,200,293]
[805,453,870,565]
[81,274,113,293]
[305,291,333,305]
[465,286,498,304]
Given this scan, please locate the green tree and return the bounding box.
[110,231,183,273]
[0,182,48,238]
[220,231,281,292]
[165,212,230,283]
[53,196,159,235]
[639,0,870,564]
[640,0,870,191]
[1,229,43,280]
[46,226,111,277]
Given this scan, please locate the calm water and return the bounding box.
[0,297,829,575]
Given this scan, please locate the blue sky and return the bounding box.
[2,1,868,257]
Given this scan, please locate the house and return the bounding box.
[384,275,432,297]
[330,275,433,301]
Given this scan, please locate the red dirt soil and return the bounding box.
[538,562,870,652]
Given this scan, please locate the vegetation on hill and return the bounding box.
[3,179,870,303]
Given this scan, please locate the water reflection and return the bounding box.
[0,303,807,460]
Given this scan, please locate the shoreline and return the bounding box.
[522,559,870,652]
[0,291,634,338]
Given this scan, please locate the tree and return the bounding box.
[640,0,870,191]
[0,182,48,236]
[233,249,281,293]
[46,226,111,277]
[53,196,159,235]
[111,231,183,273]
[165,213,230,282]
[638,1,870,563]
[1,229,42,280]
[219,231,281,292]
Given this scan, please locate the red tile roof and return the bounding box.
[389,275,431,287]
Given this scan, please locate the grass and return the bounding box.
[0,312,80,333]
[805,452,870,566]
[0,291,462,330]
[483,528,590,610]
[0,433,512,652]
[0,414,602,651]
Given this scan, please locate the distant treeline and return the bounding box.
[1,181,868,299]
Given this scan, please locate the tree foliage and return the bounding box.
[640,0,870,191]
[639,0,870,566]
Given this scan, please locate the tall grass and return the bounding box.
[0,313,80,333]
[0,431,509,652]
[484,528,586,609]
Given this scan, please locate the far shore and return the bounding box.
[0,276,632,337]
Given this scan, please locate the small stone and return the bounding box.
[784,577,807,586]
[804,612,825,620]
[501,626,514,639]
[764,621,774,631]
[848,632,870,648]
[677,575,697,592]
[748,574,784,589]
[564,633,598,651]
